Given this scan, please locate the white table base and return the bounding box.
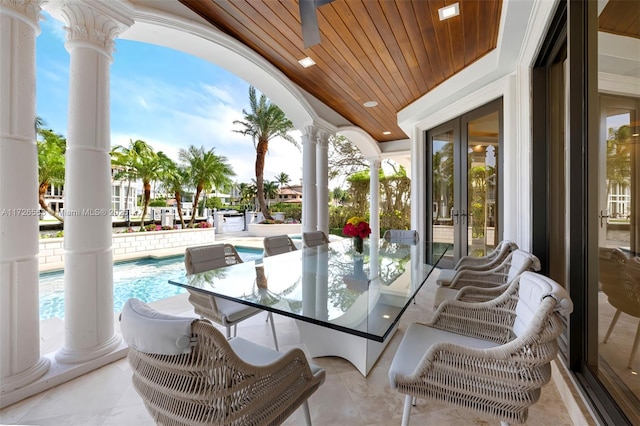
[295,320,398,376]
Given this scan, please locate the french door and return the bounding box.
[427,99,503,264]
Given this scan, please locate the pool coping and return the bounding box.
[38,233,268,273]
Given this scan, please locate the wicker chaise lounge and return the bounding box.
[389,271,573,426]
[120,298,325,426]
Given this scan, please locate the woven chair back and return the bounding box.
[303,231,329,248]
[263,235,297,256]
[185,243,242,275]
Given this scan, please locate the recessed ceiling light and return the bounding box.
[438,3,460,21]
[363,101,378,108]
[383,131,391,135]
[298,57,316,68]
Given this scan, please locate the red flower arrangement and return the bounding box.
[342,216,372,238]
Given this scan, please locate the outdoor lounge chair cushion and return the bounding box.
[228,337,323,375]
[388,323,500,389]
[121,298,196,355]
[188,289,260,323]
[513,271,573,336]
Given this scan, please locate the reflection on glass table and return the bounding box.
[169,238,450,375]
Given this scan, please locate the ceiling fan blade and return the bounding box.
[299,0,335,49]
[300,0,321,48]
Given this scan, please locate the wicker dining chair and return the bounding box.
[263,234,298,256]
[302,231,330,248]
[383,229,419,245]
[184,243,279,350]
[436,240,519,286]
[601,251,640,369]
[120,298,325,426]
[434,248,541,307]
[389,271,573,426]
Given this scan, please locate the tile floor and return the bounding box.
[1,272,576,426]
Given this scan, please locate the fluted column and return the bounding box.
[49,0,132,364]
[316,130,330,235]
[301,125,318,233]
[0,0,50,397]
[368,159,381,241]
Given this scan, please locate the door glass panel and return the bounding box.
[431,129,455,254]
[597,100,640,422]
[466,112,499,256]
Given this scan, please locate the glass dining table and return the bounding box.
[169,237,450,376]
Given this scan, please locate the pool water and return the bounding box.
[39,247,264,320]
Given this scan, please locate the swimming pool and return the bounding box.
[39,247,264,320]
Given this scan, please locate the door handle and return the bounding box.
[599,210,609,228]
[460,210,468,225]
[451,209,459,224]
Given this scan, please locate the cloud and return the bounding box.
[108,73,303,184]
[40,12,67,42]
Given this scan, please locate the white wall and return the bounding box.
[39,228,216,271]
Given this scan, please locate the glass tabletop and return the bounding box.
[169,238,450,342]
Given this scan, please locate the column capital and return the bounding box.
[0,0,43,29]
[301,125,319,142]
[316,129,333,147]
[48,0,133,57]
[368,158,382,169]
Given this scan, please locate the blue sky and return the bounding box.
[36,12,303,186]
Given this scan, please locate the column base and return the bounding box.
[55,334,122,364]
[0,340,127,409]
[0,357,50,396]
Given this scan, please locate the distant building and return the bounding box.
[277,185,302,203]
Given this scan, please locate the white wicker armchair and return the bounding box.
[302,231,329,248]
[263,235,298,256]
[389,271,573,426]
[184,243,279,350]
[434,249,541,307]
[436,240,518,286]
[120,298,325,426]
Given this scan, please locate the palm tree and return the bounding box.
[159,159,188,228]
[233,86,298,220]
[179,145,235,227]
[37,128,66,222]
[263,180,279,207]
[275,172,290,190]
[111,139,138,216]
[111,140,164,230]
[238,182,257,210]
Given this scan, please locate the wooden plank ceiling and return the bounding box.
[599,0,640,40]
[179,0,502,143]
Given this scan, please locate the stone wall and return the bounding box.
[39,228,216,272]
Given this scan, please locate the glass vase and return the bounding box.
[353,236,364,254]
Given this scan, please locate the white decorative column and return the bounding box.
[301,125,318,233]
[368,158,381,241]
[0,0,50,399]
[50,0,132,364]
[316,130,330,235]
